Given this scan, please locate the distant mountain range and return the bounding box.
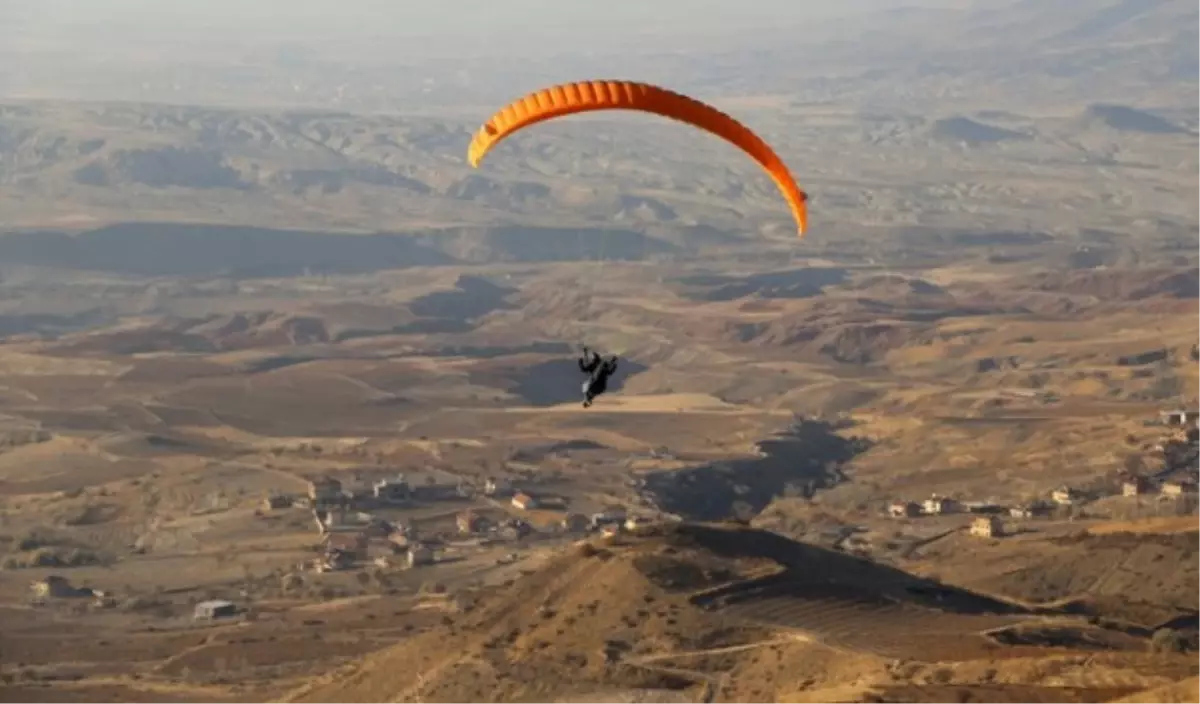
[1,0,1194,108]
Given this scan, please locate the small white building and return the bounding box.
[1161,410,1200,427]
[373,476,410,503]
[1122,476,1150,497]
[561,513,590,533]
[262,494,292,511]
[457,510,486,534]
[1162,481,1195,498]
[511,493,538,511]
[308,476,343,504]
[624,516,655,532]
[591,506,628,528]
[969,516,1002,538]
[30,575,86,601]
[1051,487,1076,505]
[484,477,514,497]
[922,495,958,515]
[194,599,237,620]
[407,544,434,568]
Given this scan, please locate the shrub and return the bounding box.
[1150,628,1189,654]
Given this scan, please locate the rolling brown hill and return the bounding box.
[282,523,1197,703]
[0,5,1195,702]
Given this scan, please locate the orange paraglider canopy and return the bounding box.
[467,79,809,237]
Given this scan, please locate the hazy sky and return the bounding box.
[8,0,912,32]
[3,0,1192,109]
[0,0,905,104]
[0,0,977,107]
[4,0,966,57]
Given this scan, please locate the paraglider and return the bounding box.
[577,346,619,409]
[578,347,603,376]
[466,79,809,237]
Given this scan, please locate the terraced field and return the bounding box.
[700,579,1041,660]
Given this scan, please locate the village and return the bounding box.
[884,409,1200,541]
[256,469,660,581]
[22,409,1197,623]
[23,466,666,623]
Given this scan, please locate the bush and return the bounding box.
[15,528,57,552]
[1150,628,1189,654]
[2,547,103,569]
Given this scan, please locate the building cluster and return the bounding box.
[251,469,665,574]
[1117,474,1197,499]
[1159,409,1200,429]
[887,495,1020,521]
[286,474,470,573]
[306,495,505,573]
[28,575,105,604]
[29,576,245,622]
[888,408,1199,539]
[1118,408,1198,501]
[890,473,1197,539]
[887,493,1050,539]
[261,472,526,515]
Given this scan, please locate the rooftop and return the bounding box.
[196,599,235,609]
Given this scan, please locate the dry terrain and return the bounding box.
[0,193,1194,704]
[0,1,1197,702]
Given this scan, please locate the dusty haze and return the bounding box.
[5,0,1195,109]
[0,2,1196,703]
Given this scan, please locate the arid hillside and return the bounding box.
[1,95,1195,245]
[0,229,1195,702]
[0,1,1196,702]
[286,523,1198,704]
